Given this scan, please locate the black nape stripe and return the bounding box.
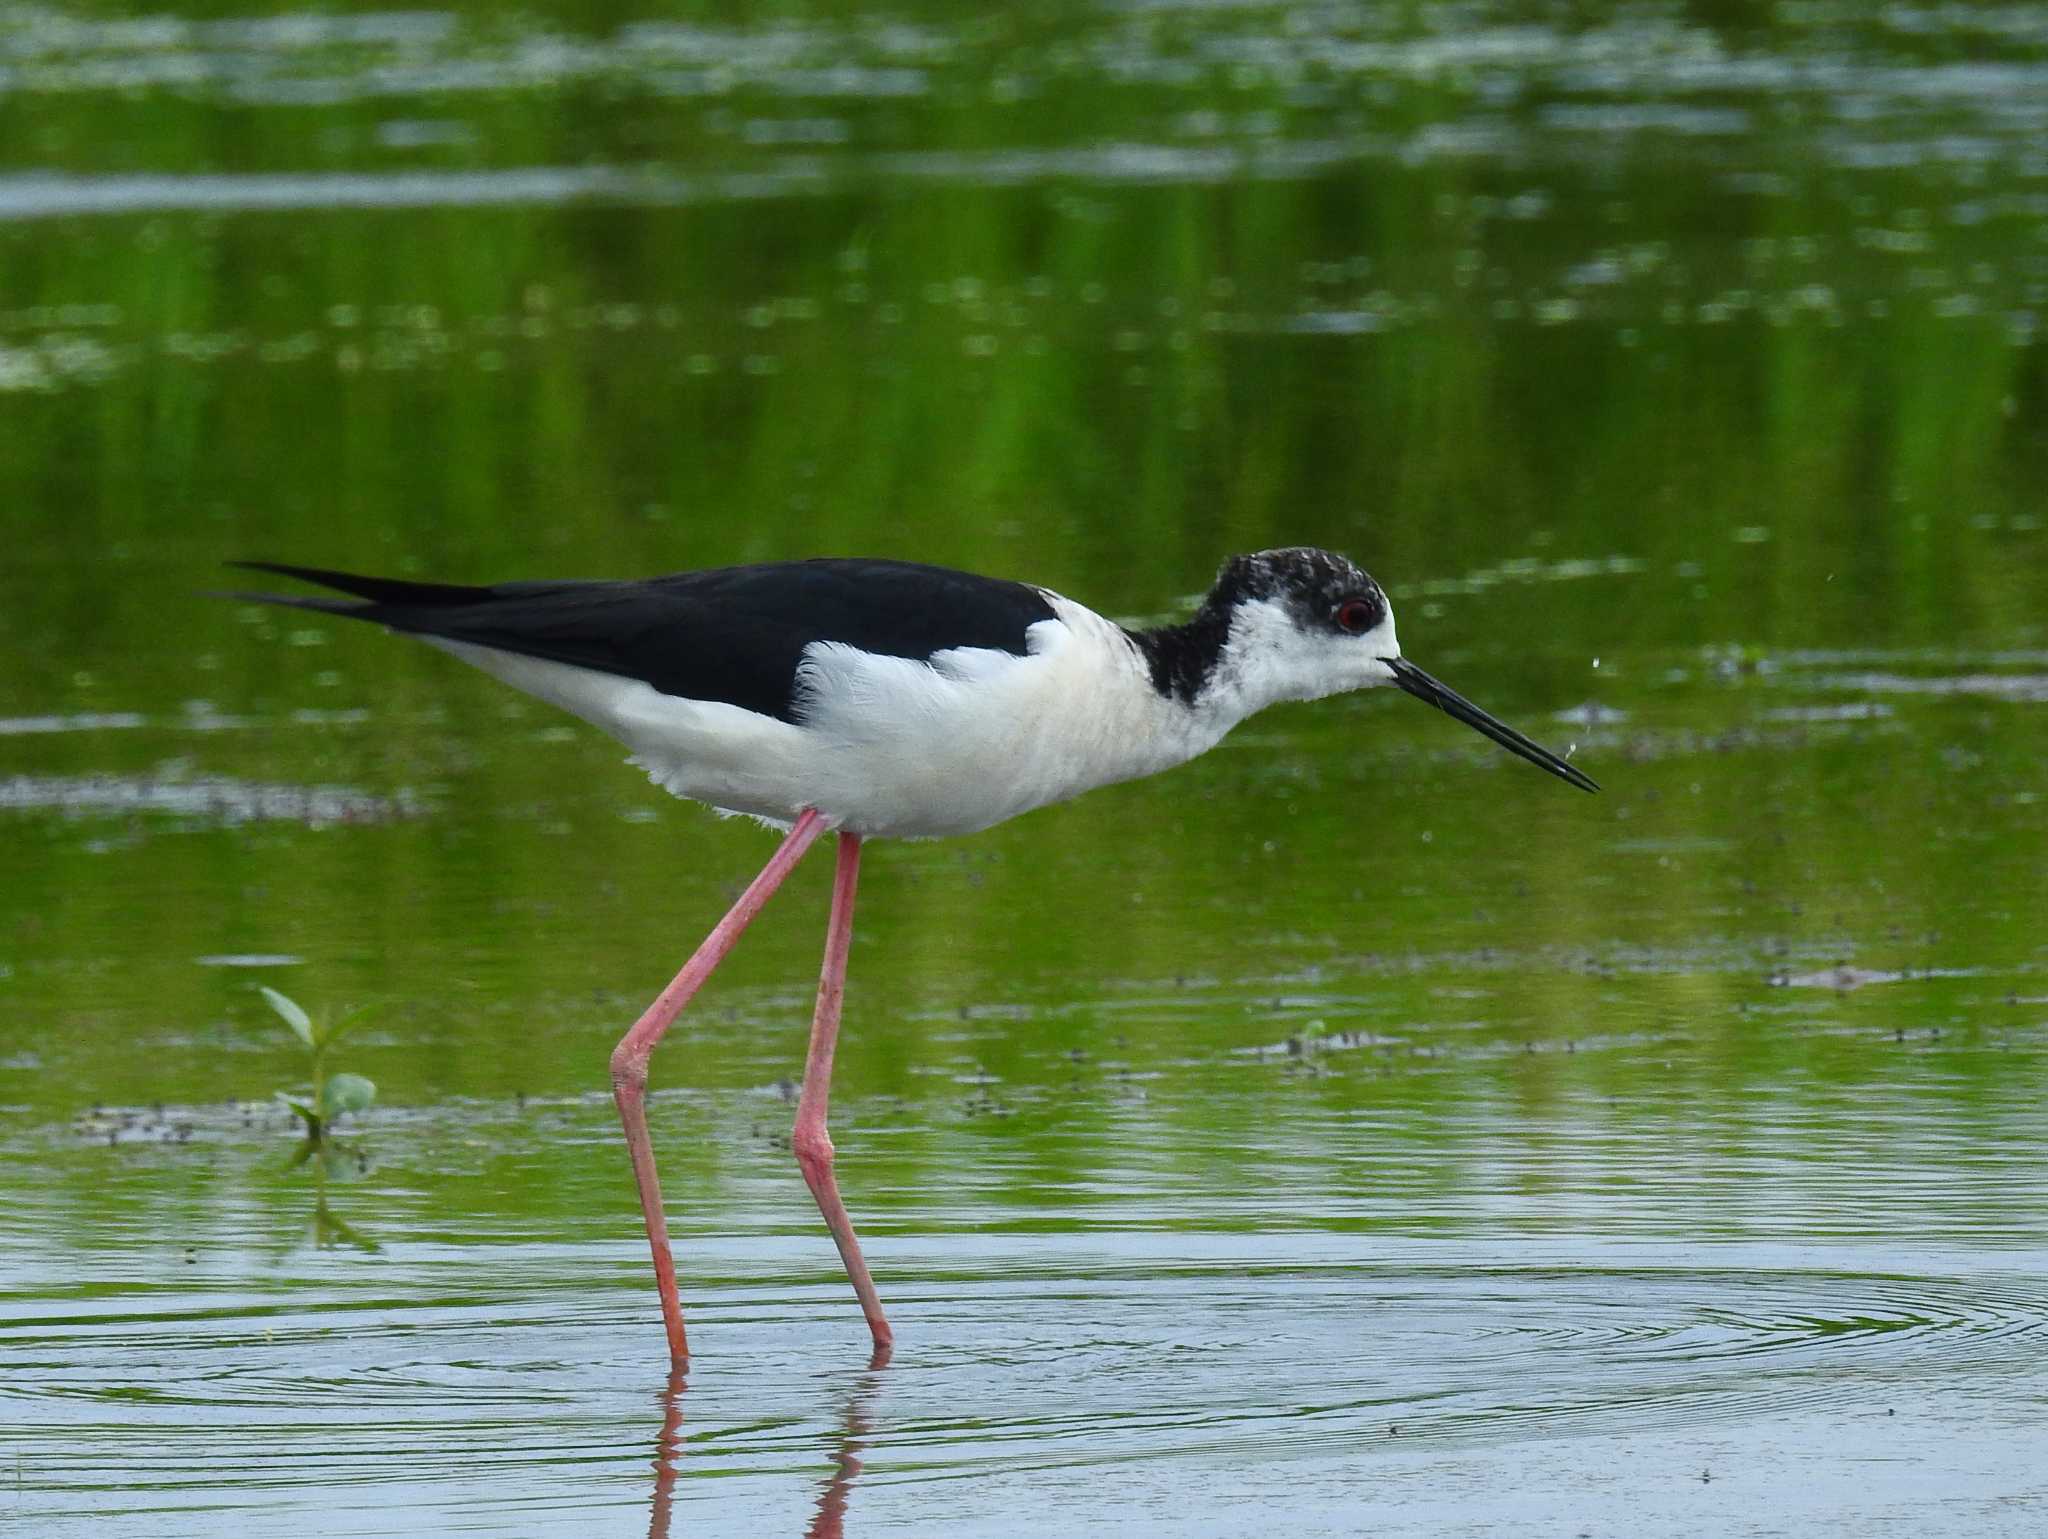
[225,558,1059,724]
[1125,605,1232,705]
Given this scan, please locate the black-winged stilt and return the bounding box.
[230,547,1596,1360]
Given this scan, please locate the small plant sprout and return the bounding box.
[260,985,377,1150]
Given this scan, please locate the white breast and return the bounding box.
[430,595,1234,840]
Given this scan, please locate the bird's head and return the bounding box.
[1199,547,1597,792]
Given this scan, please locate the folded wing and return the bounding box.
[226,558,1059,724]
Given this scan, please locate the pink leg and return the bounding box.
[792,833,893,1349]
[612,809,829,1363]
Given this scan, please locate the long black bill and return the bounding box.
[1386,656,1599,793]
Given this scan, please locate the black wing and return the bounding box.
[225,558,1059,723]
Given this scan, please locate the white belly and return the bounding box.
[430,597,1225,839]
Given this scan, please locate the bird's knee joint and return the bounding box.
[792,1123,835,1173]
[610,1041,649,1095]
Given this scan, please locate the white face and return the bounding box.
[1211,593,1403,710]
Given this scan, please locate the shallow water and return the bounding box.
[4,1,2048,1534]
[12,1060,2048,1535]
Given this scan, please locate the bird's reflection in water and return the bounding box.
[646,1365,688,1539]
[647,1342,893,1539]
[806,1341,891,1539]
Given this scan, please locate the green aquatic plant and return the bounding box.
[258,986,376,1150]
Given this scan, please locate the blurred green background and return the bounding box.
[4,0,2042,1107]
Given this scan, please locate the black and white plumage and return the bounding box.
[232,548,1595,839]
[229,546,1595,1361]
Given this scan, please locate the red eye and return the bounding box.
[1335,599,1377,634]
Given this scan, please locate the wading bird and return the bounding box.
[231,548,1596,1361]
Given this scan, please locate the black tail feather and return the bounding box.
[227,561,494,608]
